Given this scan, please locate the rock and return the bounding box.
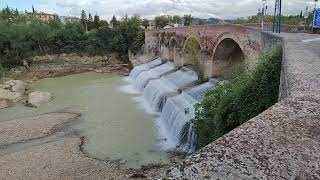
[94,69,103,73]
[28,91,54,108]
[3,80,27,94]
[122,68,130,72]
[0,99,12,109]
[0,84,11,90]
[0,80,27,102]
[130,174,147,179]
[0,89,23,102]
[119,160,126,164]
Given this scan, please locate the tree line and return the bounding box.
[152,15,194,29]
[0,6,145,71]
[234,12,315,26]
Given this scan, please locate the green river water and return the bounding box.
[0,72,168,168]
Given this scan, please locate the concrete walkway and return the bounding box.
[161,33,320,179]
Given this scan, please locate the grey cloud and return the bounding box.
[35,0,318,20]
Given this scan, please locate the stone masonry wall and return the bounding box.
[160,32,320,179]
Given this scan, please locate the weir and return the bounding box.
[129,58,162,79]
[134,62,175,91]
[143,67,198,112]
[158,79,220,152]
[126,58,221,152]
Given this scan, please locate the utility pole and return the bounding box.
[304,6,309,30]
[262,0,267,30]
[273,0,282,33]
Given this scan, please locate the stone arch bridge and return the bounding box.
[143,25,280,78]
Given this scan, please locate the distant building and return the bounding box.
[32,12,58,21]
[60,16,80,24]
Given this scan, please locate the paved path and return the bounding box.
[161,32,320,179]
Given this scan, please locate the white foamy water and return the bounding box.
[157,80,220,152]
[123,58,221,153]
[129,58,162,79]
[143,68,199,112]
[134,62,175,91]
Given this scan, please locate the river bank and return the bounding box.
[0,112,180,179]
[4,53,131,82]
[0,72,184,179]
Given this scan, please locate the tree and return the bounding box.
[0,7,146,69]
[172,15,182,24]
[87,13,93,30]
[99,20,109,28]
[300,10,303,18]
[80,10,87,31]
[110,15,118,28]
[154,15,170,28]
[198,19,207,25]
[32,5,35,13]
[93,14,100,29]
[142,18,149,29]
[183,14,192,26]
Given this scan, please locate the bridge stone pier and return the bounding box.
[144,25,279,78]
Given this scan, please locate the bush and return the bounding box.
[193,45,283,149]
[0,7,145,69]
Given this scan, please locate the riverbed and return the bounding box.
[0,72,169,168]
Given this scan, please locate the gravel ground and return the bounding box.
[0,112,173,179]
[0,137,128,180]
[0,112,80,145]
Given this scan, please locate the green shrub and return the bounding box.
[193,45,283,149]
[0,7,145,69]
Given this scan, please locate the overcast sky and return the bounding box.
[0,0,318,20]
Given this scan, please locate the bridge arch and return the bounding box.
[182,36,202,66]
[182,36,202,53]
[211,34,245,77]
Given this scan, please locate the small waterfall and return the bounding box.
[157,79,220,152]
[129,58,162,79]
[134,62,175,91]
[187,79,221,101]
[124,59,222,153]
[143,68,198,112]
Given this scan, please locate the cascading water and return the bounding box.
[124,59,221,153]
[129,58,162,79]
[121,58,163,94]
[143,68,199,112]
[134,62,175,91]
[157,79,220,152]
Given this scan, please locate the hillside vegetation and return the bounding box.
[0,7,144,76]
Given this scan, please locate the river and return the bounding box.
[0,72,169,168]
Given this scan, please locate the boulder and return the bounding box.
[3,80,27,94]
[0,80,27,103]
[0,99,12,109]
[0,89,23,102]
[28,91,54,108]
